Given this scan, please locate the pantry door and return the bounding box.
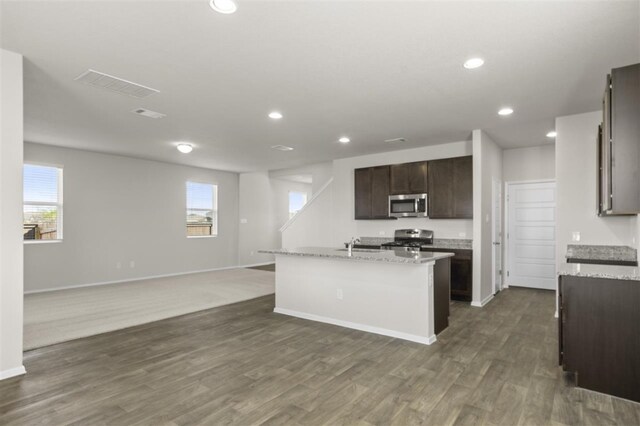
[506,181,556,290]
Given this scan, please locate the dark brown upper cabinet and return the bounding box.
[599,63,640,215]
[427,156,473,219]
[390,161,428,195]
[354,166,393,220]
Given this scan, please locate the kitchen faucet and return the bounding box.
[346,237,361,255]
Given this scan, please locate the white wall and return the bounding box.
[24,143,240,292]
[269,161,333,195]
[555,111,638,268]
[0,49,25,380]
[282,181,335,248]
[238,173,311,265]
[472,130,503,306]
[503,145,555,182]
[271,179,312,233]
[332,141,474,245]
[238,172,277,265]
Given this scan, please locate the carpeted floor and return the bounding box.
[23,268,275,350]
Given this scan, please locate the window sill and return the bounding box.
[24,240,63,245]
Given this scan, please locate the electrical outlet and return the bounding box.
[458,232,466,238]
[129,260,135,268]
[378,231,385,236]
[336,289,343,300]
[240,218,248,224]
[250,251,254,256]
[116,262,121,269]
[572,232,581,242]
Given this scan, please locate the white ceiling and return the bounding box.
[1,1,639,172]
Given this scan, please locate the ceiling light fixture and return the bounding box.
[546,131,557,138]
[209,0,237,14]
[463,58,484,69]
[268,111,283,120]
[271,145,294,151]
[498,107,514,116]
[338,137,350,143]
[177,143,193,154]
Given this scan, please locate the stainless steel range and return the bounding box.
[381,229,434,253]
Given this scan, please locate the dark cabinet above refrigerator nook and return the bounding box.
[354,155,473,220]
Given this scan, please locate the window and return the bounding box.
[289,191,308,219]
[186,181,217,237]
[23,164,63,241]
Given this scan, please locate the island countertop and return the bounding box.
[558,262,640,281]
[259,247,454,264]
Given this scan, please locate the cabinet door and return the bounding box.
[560,275,640,402]
[452,156,473,218]
[427,158,454,218]
[450,257,472,301]
[408,161,428,194]
[389,164,410,195]
[610,63,640,214]
[371,166,391,218]
[354,168,372,219]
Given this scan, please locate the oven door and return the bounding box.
[389,194,427,217]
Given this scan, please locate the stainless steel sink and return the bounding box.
[335,248,383,253]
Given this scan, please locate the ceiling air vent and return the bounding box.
[74,69,159,98]
[271,145,294,151]
[384,138,407,143]
[132,108,166,119]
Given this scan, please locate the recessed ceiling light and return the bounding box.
[338,137,350,143]
[463,58,484,69]
[546,131,557,138]
[209,0,237,14]
[177,143,193,154]
[268,111,283,120]
[498,107,514,116]
[384,138,407,143]
[271,145,293,151]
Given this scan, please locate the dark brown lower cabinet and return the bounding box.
[433,257,451,335]
[558,275,640,403]
[422,248,472,301]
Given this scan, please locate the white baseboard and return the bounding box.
[0,365,26,381]
[24,262,275,295]
[274,307,437,345]
[471,294,495,308]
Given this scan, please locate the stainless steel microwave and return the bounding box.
[389,194,428,218]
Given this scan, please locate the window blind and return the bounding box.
[186,181,217,237]
[23,164,63,240]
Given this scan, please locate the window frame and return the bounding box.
[186,180,218,238]
[23,162,64,244]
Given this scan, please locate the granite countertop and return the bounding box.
[426,239,473,250]
[565,244,637,264]
[358,237,472,250]
[558,262,640,281]
[259,247,454,265]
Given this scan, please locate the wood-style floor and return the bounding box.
[1,287,639,425]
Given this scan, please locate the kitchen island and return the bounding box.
[259,247,454,345]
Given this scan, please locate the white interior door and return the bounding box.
[492,179,502,294]
[507,181,556,290]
